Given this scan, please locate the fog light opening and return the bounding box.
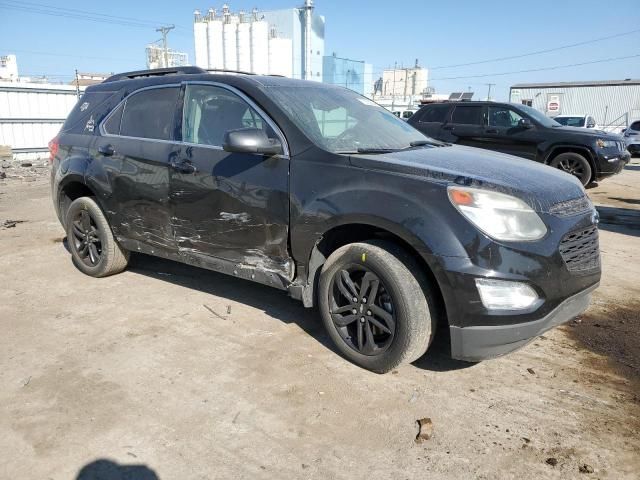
[475,278,539,311]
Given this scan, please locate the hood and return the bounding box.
[555,125,618,138]
[349,144,586,213]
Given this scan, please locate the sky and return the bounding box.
[1,0,639,100]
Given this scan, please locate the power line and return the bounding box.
[1,0,189,29]
[430,28,640,69]
[429,53,640,81]
[0,1,189,33]
[4,48,140,63]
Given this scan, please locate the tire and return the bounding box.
[65,197,129,277]
[318,240,437,373]
[550,152,592,186]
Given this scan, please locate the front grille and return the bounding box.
[559,225,600,274]
[549,195,592,217]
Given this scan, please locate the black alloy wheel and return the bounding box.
[557,157,585,177]
[550,152,592,186]
[329,265,396,356]
[71,209,103,266]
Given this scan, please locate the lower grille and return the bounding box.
[559,225,600,274]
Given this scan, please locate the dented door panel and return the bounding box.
[169,144,293,280]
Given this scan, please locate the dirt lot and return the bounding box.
[1,159,639,479]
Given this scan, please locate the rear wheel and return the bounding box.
[65,197,129,277]
[318,240,436,373]
[550,152,592,186]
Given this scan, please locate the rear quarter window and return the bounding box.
[61,91,120,134]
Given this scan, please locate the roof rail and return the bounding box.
[206,69,287,78]
[206,69,257,75]
[103,67,207,83]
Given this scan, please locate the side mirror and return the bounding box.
[223,128,283,156]
[518,118,533,129]
[587,123,595,128]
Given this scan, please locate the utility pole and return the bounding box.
[156,25,175,68]
[391,61,397,112]
[485,83,495,101]
[74,69,80,99]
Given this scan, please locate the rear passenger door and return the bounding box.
[99,85,180,251]
[169,83,292,281]
[439,104,485,148]
[410,104,451,140]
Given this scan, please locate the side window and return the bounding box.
[103,102,124,135]
[419,104,450,123]
[451,105,484,125]
[182,84,275,146]
[120,87,179,140]
[631,121,640,131]
[487,106,524,128]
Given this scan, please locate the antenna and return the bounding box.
[156,25,175,68]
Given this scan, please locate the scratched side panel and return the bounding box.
[170,146,293,281]
[103,137,177,251]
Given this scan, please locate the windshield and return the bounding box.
[268,85,430,153]
[514,104,562,127]
[554,116,585,127]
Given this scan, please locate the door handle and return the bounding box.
[442,125,454,131]
[485,129,498,134]
[170,159,197,174]
[98,144,115,156]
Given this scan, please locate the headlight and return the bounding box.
[448,186,547,241]
[596,138,617,148]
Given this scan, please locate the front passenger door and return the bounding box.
[481,106,539,160]
[169,83,292,280]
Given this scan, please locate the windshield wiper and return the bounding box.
[356,147,398,154]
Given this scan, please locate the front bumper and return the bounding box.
[450,283,598,361]
[626,143,640,155]
[596,149,631,178]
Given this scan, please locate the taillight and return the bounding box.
[48,136,59,163]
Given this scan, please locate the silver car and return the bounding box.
[623,120,640,156]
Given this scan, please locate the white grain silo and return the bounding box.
[268,30,293,78]
[206,9,224,70]
[222,5,238,70]
[250,9,269,74]
[193,10,209,69]
[237,11,252,72]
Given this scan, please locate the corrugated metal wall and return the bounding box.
[510,84,640,131]
[0,82,83,161]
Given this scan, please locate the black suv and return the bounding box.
[51,68,601,373]
[408,101,629,186]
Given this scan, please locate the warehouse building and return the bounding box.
[193,1,324,80]
[510,79,640,131]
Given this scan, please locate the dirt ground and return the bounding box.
[1,159,639,480]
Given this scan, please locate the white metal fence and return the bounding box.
[0,81,84,161]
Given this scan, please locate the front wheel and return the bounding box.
[65,197,129,277]
[318,240,436,373]
[550,152,592,186]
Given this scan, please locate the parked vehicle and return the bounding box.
[622,120,640,156]
[553,114,599,129]
[51,68,601,373]
[408,101,629,186]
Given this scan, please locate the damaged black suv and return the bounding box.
[51,67,601,373]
